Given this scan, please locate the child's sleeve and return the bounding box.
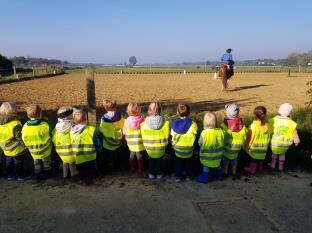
[293,130,300,145]
[198,133,203,147]
[93,132,104,152]
[13,124,26,148]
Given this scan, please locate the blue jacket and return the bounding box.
[221,53,233,62]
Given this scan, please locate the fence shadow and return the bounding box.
[231,84,271,91]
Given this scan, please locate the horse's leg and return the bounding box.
[221,75,227,91]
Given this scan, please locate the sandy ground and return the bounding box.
[0,73,310,117]
[0,172,311,233]
[0,73,312,232]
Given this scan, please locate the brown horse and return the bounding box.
[218,64,229,91]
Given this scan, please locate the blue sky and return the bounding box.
[1,0,311,63]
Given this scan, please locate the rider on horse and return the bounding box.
[221,48,234,79]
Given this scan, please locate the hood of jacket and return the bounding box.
[170,118,192,134]
[224,117,244,132]
[125,116,144,130]
[0,115,15,125]
[55,118,73,133]
[145,115,165,130]
[71,124,86,134]
[101,111,122,123]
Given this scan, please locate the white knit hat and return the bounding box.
[225,103,240,118]
[278,103,293,117]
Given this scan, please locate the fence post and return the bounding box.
[288,69,291,77]
[85,66,96,126]
[13,66,18,79]
[32,67,35,77]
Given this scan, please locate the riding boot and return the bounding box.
[137,159,143,175]
[244,162,257,175]
[215,167,223,181]
[196,170,209,184]
[129,159,136,173]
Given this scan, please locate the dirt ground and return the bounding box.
[1,73,312,233]
[0,73,310,118]
[0,172,311,233]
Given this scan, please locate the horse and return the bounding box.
[213,63,234,91]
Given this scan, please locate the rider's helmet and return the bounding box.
[226,48,232,53]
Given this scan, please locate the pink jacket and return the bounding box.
[123,116,144,135]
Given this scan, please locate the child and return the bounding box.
[123,102,145,175]
[52,106,78,180]
[141,102,169,179]
[220,103,247,176]
[197,112,224,183]
[0,102,27,180]
[22,104,53,181]
[244,106,271,174]
[99,99,124,171]
[170,103,197,182]
[269,103,300,171]
[70,108,103,185]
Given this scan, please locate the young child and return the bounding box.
[244,106,271,174]
[197,112,224,183]
[22,104,53,181]
[123,102,145,175]
[220,103,247,176]
[170,103,197,182]
[269,103,300,171]
[52,106,78,180]
[141,102,169,179]
[0,102,27,180]
[99,99,124,171]
[70,108,103,185]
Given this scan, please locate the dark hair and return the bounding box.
[253,106,267,125]
[177,103,190,117]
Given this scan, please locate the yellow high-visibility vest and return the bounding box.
[100,118,124,151]
[171,121,197,158]
[220,123,247,160]
[269,117,296,155]
[52,129,75,164]
[0,120,25,157]
[141,121,169,158]
[70,125,97,165]
[22,121,52,160]
[247,122,271,160]
[199,128,224,168]
[124,124,144,152]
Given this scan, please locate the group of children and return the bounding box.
[0,99,300,185]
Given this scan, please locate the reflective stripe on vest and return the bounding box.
[247,123,270,160]
[171,121,197,158]
[269,117,296,154]
[125,125,144,152]
[221,123,247,160]
[0,120,25,157]
[100,119,124,151]
[52,129,75,163]
[141,121,169,158]
[70,126,96,164]
[22,121,52,159]
[199,128,224,168]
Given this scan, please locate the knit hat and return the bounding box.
[278,103,293,117]
[57,106,73,119]
[225,103,240,118]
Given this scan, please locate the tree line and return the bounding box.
[10,56,69,67]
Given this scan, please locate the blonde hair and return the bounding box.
[148,102,162,116]
[73,108,87,124]
[203,111,217,129]
[126,102,141,116]
[26,104,42,119]
[103,99,117,111]
[0,102,18,116]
